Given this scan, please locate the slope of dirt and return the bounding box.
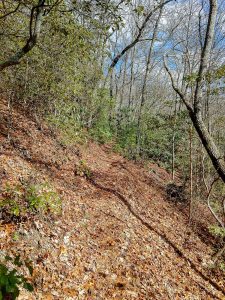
[0,100,225,300]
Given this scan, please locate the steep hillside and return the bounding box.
[0,100,224,300]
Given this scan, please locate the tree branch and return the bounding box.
[163,55,193,112]
[194,0,218,113]
[0,0,46,72]
[0,1,21,20]
[109,0,173,70]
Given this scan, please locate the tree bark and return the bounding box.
[189,109,225,183]
[136,5,163,154]
[109,0,172,70]
[128,46,136,109]
[172,97,178,181]
[188,125,193,224]
[194,0,218,113]
[165,0,225,184]
[0,0,45,72]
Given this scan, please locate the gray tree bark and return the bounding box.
[136,6,163,154]
[0,0,45,71]
[109,0,172,70]
[165,0,225,183]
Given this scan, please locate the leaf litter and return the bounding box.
[0,99,224,299]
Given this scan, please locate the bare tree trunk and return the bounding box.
[189,125,193,224]
[120,53,128,109]
[165,0,225,184]
[7,91,14,141]
[128,46,136,110]
[193,0,218,111]
[136,6,163,154]
[172,97,178,181]
[189,110,225,183]
[116,54,128,133]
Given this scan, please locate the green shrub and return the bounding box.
[208,225,225,239]
[0,182,62,221]
[208,225,225,271]
[0,255,33,300]
[47,88,113,146]
[75,160,92,178]
[26,183,62,214]
[47,102,88,146]
[89,123,113,144]
[0,184,27,218]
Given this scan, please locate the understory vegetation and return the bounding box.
[1,0,225,297]
[0,255,33,300]
[0,181,62,222]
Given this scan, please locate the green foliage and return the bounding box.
[109,110,190,168]
[75,160,92,178]
[0,255,33,300]
[26,183,62,214]
[184,73,198,85]
[214,64,225,80]
[1,3,103,118]
[0,182,61,220]
[0,184,27,217]
[48,88,114,146]
[217,262,225,272]
[113,120,137,159]
[89,93,115,144]
[208,225,225,238]
[90,123,113,144]
[47,102,88,146]
[141,114,174,162]
[134,5,145,15]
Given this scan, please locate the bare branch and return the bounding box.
[198,0,204,51]
[0,1,21,20]
[163,55,193,112]
[43,0,63,16]
[109,0,173,70]
[194,0,218,113]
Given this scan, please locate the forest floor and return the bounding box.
[0,99,225,299]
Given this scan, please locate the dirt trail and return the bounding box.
[0,100,224,299]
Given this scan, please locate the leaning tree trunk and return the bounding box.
[165,0,225,184]
[0,0,45,71]
[189,110,225,183]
